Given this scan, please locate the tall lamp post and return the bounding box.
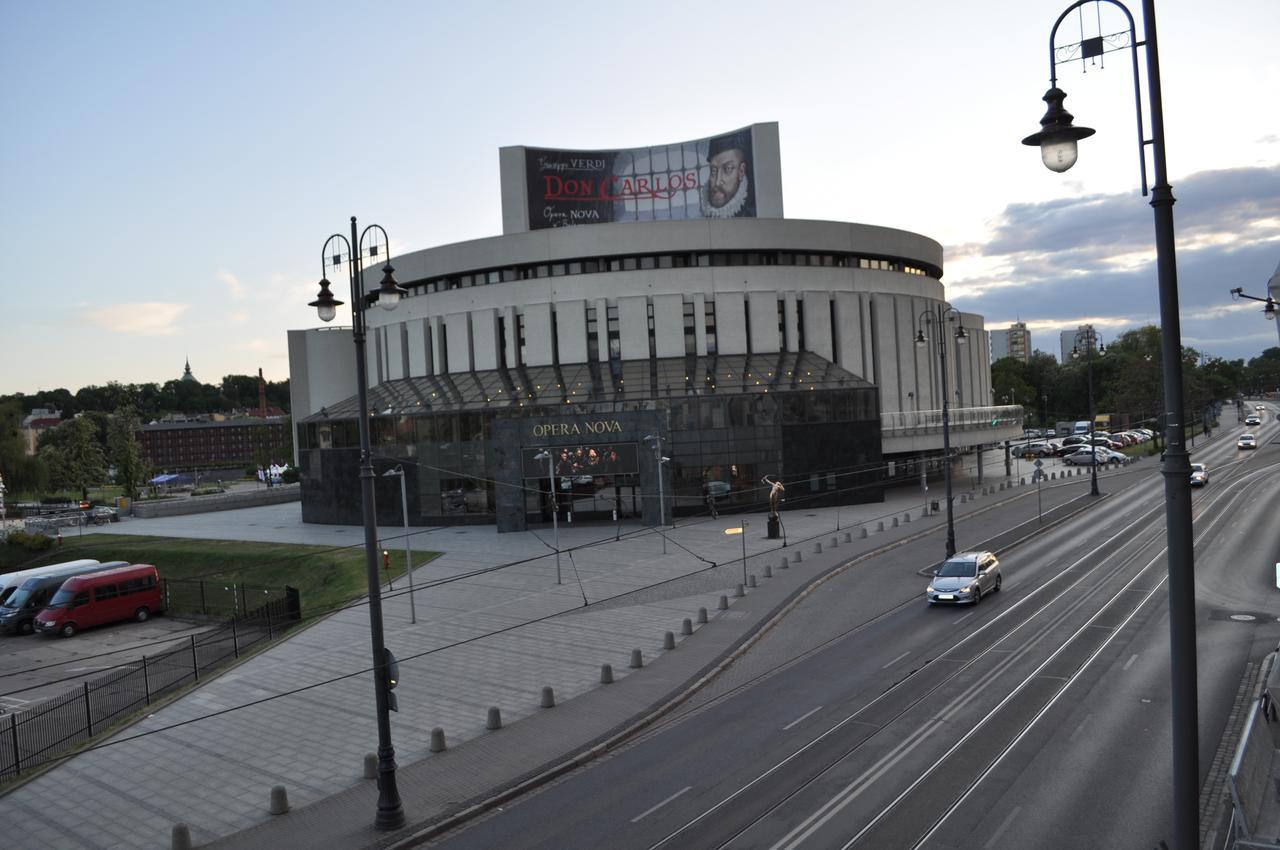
[532,450,562,584]
[381,466,417,625]
[1071,331,1105,497]
[643,433,669,554]
[915,305,968,558]
[1022,4,1198,846]
[308,216,407,831]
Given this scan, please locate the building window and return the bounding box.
[586,306,600,362]
[704,301,717,356]
[683,301,696,355]
[606,306,620,360]
[516,313,526,367]
[647,302,656,358]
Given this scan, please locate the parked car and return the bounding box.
[1060,435,1088,447]
[1015,442,1054,458]
[926,551,1001,605]
[1064,447,1126,466]
[1055,443,1086,457]
[1238,433,1258,450]
[1189,463,1208,487]
[34,564,161,637]
[0,562,129,635]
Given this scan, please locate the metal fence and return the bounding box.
[0,588,300,782]
[161,577,294,619]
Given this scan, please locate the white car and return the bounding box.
[927,551,1002,605]
[1238,433,1258,450]
[1245,415,1261,426]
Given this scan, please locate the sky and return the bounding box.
[2,0,1277,397]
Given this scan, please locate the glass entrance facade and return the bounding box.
[297,352,883,531]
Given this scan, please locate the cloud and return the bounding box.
[949,163,1280,360]
[80,302,189,336]
[217,269,246,300]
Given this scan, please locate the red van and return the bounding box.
[34,564,162,637]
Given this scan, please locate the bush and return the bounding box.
[40,495,75,505]
[191,487,226,497]
[4,531,54,552]
[282,467,299,484]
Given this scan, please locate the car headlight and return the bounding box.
[958,586,972,595]
[927,585,935,593]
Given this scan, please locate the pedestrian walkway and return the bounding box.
[0,457,1143,850]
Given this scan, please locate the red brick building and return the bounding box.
[139,418,290,471]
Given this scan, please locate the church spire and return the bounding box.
[181,358,196,382]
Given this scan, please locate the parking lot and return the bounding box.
[0,612,217,713]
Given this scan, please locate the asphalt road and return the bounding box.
[418,404,1280,850]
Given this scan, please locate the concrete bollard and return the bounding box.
[735,583,745,597]
[747,575,757,588]
[891,517,899,528]
[844,531,853,543]
[430,727,447,752]
[718,595,729,610]
[1050,472,1056,480]
[664,631,676,650]
[830,536,839,549]
[541,686,556,708]
[903,513,911,524]
[877,521,885,532]
[682,617,693,635]
[630,648,644,668]
[814,541,823,554]
[697,607,709,623]
[363,753,378,780]
[960,494,968,504]
[780,556,789,569]
[764,564,773,578]
[794,549,803,563]
[999,482,1006,491]
[860,527,868,539]
[269,785,289,816]
[601,663,614,684]
[487,706,502,730]
[171,824,193,850]
[1021,477,1026,485]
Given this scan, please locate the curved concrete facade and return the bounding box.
[298,217,989,422]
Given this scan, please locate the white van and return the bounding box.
[1073,421,1091,435]
[0,559,101,606]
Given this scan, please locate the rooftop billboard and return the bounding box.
[500,123,782,233]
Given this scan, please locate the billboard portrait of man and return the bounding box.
[700,129,756,219]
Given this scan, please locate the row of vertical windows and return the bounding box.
[404,250,936,297]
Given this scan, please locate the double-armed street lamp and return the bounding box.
[1021,4,1198,846]
[308,216,407,832]
[915,305,968,558]
[1071,330,1105,497]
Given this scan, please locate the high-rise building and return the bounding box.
[990,322,1031,363]
[1060,325,1098,362]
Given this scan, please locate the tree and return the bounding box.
[39,417,106,502]
[108,406,144,500]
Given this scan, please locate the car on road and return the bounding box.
[927,551,1001,605]
[1245,415,1261,426]
[1238,433,1258,450]
[1189,463,1208,487]
[1257,404,1265,411]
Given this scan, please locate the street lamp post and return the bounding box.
[1071,332,1105,497]
[307,216,407,831]
[533,451,562,584]
[915,304,968,558]
[1229,287,1280,348]
[381,467,417,625]
[1022,5,1198,846]
[643,434,669,554]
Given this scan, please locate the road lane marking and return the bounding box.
[783,706,824,731]
[984,805,1022,849]
[1068,714,1091,741]
[882,651,911,669]
[631,785,692,823]
[952,611,978,625]
[1123,653,1138,670]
